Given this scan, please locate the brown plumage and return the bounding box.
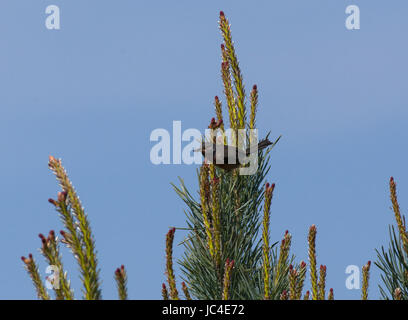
[196,135,275,171]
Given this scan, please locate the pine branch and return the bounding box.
[114,265,128,300]
[318,265,326,300]
[279,290,288,300]
[308,225,318,300]
[376,177,408,300]
[214,96,225,132]
[165,227,179,300]
[262,182,275,299]
[38,231,74,300]
[222,259,235,300]
[182,282,192,300]
[209,163,222,269]
[49,193,89,295]
[303,290,310,300]
[220,53,237,132]
[274,231,291,288]
[162,283,169,300]
[219,11,246,130]
[288,265,298,300]
[249,85,258,130]
[48,156,101,299]
[390,177,408,256]
[328,288,334,300]
[21,254,50,300]
[296,261,307,299]
[199,165,215,259]
[23,156,127,300]
[394,288,402,300]
[361,261,371,300]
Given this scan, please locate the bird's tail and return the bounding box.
[245,133,272,154]
[257,137,273,151]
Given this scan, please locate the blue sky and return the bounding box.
[0,1,407,299]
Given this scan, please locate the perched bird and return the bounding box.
[195,133,278,171]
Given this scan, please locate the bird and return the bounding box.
[195,133,279,171]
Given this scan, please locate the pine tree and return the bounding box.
[171,11,288,300]
[376,177,408,299]
[165,11,337,301]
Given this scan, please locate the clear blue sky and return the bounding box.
[0,1,407,299]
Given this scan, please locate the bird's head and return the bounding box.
[194,140,213,156]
